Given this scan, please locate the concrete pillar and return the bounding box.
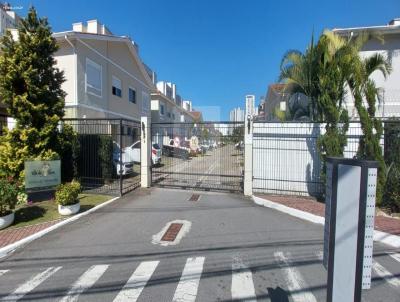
[244,115,253,196]
[141,116,151,188]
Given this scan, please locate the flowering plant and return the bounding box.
[17,192,28,205]
[0,177,19,216]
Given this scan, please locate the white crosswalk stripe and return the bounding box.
[1,266,62,302]
[0,270,9,277]
[387,252,400,264]
[113,261,159,302]
[231,256,257,302]
[274,251,317,302]
[316,250,400,291]
[1,252,398,301]
[372,260,400,289]
[172,257,205,302]
[59,264,109,302]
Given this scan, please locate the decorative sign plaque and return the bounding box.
[25,160,61,190]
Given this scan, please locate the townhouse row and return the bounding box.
[0,8,201,130]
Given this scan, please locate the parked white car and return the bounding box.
[123,141,162,166]
[113,142,134,176]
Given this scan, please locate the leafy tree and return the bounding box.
[231,126,244,144]
[0,7,68,180]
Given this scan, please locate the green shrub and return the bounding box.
[383,120,400,211]
[99,135,114,181]
[0,178,19,216]
[55,181,81,206]
[77,134,114,182]
[384,121,400,167]
[382,165,400,212]
[58,124,80,183]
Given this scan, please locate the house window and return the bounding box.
[85,58,102,97]
[160,104,165,115]
[112,76,122,97]
[129,88,136,103]
[167,112,171,118]
[172,113,175,120]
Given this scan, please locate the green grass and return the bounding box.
[7,194,111,230]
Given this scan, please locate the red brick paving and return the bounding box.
[0,219,63,249]
[256,194,400,236]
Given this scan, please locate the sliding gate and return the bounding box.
[151,122,244,192]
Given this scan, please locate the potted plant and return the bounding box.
[56,180,81,216]
[0,178,19,229]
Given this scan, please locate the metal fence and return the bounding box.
[252,121,395,197]
[62,118,141,196]
[151,122,244,192]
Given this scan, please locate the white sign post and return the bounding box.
[323,157,378,302]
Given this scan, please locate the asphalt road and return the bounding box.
[152,144,243,191]
[0,188,399,301]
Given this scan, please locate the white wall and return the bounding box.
[252,122,368,196]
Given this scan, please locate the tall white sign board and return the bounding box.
[323,158,378,302]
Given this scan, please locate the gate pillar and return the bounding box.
[141,116,151,188]
[244,115,253,196]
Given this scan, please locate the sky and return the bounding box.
[12,0,400,120]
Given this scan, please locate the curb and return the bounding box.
[0,196,119,259]
[252,195,400,249]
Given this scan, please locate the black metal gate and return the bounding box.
[64,118,141,196]
[151,122,244,192]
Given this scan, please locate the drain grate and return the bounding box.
[161,223,183,241]
[189,194,201,201]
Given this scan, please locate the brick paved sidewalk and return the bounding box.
[0,219,64,249]
[256,194,400,236]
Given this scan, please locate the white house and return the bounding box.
[333,18,400,119]
[0,3,20,37]
[151,90,195,123]
[53,20,155,121]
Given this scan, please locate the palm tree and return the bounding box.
[279,34,320,121]
[280,30,392,203]
[348,48,391,204]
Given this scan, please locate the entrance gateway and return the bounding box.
[151,122,244,192]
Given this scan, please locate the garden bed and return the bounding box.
[6,193,110,230]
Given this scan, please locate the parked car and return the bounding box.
[163,139,190,159]
[123,141,162,166]
[151,143,162,165]
[235,141,244,151]
[181,140,200,156]
[113,142,134,176]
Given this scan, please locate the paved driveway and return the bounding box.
[0,188,399,301]
[152,144,243,192]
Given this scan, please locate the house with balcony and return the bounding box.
[333,18,400,119]
[52,20,155,121]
